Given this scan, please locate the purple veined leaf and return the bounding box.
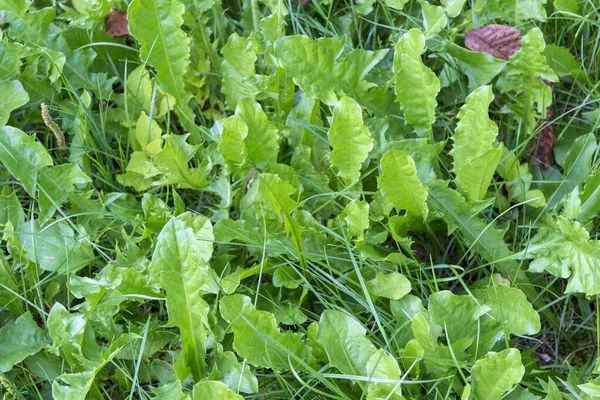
[465,24,522,60]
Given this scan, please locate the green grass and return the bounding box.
[0,0,599,399]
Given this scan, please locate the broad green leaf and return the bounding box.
[128,0,196,133]
[379,150,428,219]
[343,200,370,237]
[193,381,243,400]
[134,112,163,154]
[328,96,373,186]
[0,251,22,315]
[543,45,581,77]
[317,310,403,398]
[0,185,25,232]
[153,134,211,189]
[235,98,279,170]
[38,164,92,219]
[476,0,547,23]
[221,33,259,110]
[219,115,248,171]
[445,43,507,90]
[0,312,48,372]
[547,133,598,208]
[367,272,412,300]
[579,172,600,223]
[274,36,387,105]
[523,216,600,296]
[471,348,525,400]
[385,0,409,9]
[149,214,218,380]
[451,85,503,201]
[47,303,85,366]
[442,0,467,17]
[0,80,29,125]
[0,126,52,196]
[16,219,95,273]
[393,29,440,133]
[216,351,258,394]
[52,333,138,400]
[497,28,558,130]
[419,0,447,38]
[219,294,308,371]
[553,0,580,13]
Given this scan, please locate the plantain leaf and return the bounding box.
[393,29,440,133]
[148,214,219,381]
[128,0,196,133]
[379,150,428,219]
[327,96,373,186]
[451,85,503,201]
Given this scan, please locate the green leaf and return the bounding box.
[38,163,92,219]
[547,133,598,208]
[343,200,370,237]
[379,150,428,219]
[523,216,600,296]
[219,294,308,371]
[219,115,248,171]
[553,0,580,14]
[0,126,53,196]
[442,0,467,17]
[221,33,259,110]
[317,310,403,398]
[16,219,95,273]
[274,36,387,105]
[153,134,210,189]
[366,272,412,300]
[385,0,409,9]
[451,85,503,201]
[328,96,373,186]
[579,172,600,223]
[0,312,48,372]
[235,98,279,170]
[476,0,547,23]
[543,45,581,77]
[0,251,22,315]
[444,42,507,90]
[419,0,447,38]
[148,214,218,380]
[471,348,525,400]
[193,381,243,400]
[52,333,138,400]
[393,29,440,133]
[497,28,558,130]
[0,80,29,125]
[128,0,196,132]
[215,351,258,394]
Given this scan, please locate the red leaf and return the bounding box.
[104,9,131,37]
[465,24,521,60]
[529,108,556,170]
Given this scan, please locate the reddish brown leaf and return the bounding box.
[465,24,521,60]
[529,108,556,170]
[104,9,131,37]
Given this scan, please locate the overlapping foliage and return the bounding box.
[0,0,599,398]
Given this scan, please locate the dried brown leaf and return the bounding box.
[465,24,521,60]
[104,9,131,37]
[529,108,556,170]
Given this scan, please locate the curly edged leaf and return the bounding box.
[379,150,428,219]
[221,33,259,110]
[451,85,503,201]
[235,98,279,170]
[393,29,440,133]
[522,216,600,296]
[128,0,196,132]
[327,96,373,186]
[496,28,558,129]
[148,214,219,381]
[219,294,309,371]
[274,35,388,105]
